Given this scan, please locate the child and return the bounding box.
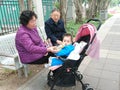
[47,41,87,71]
[45,33,74,67]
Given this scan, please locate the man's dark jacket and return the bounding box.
[45,18,66,45]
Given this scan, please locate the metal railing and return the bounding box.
[0,0,28,35]
[0,0,59,35]
[42,0,55,21]
[0,0,20,35]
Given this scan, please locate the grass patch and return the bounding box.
[66,13,113,37]
[108,14,113,19]
[66,21,82,37]
[66,19,102,36]
[3,68,16,73]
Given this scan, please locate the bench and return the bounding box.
[0,26,47,78]
[0,33,29,77]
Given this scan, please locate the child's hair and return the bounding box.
[62,33,73,42]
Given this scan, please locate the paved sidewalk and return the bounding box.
[83,13,120,90]
[17,13,120,90]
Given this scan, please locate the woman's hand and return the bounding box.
[47,46,59,53]
[52,46,60,53]
[47,47,53,52]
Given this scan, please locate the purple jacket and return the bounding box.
[15,25,47,63]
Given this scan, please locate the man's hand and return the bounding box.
[56,40,62,45]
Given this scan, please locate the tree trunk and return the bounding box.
[86,0,97,19]
[18,0,25,12]
[100,0,111,10]
[73,0,83,23]
[28,0,33,10]
[59,0,68,26]
[85,0,111,19]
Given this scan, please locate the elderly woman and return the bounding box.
[15,10,55,64]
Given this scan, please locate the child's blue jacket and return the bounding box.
[51,44,74,66]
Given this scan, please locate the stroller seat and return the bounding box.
[48,39,88,71]
[47,19,101,90]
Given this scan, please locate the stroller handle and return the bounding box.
[86,18,102,30]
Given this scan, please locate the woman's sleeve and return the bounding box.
[19,33,47,54]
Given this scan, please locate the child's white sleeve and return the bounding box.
[67,41,87,60]
[75,41,87,53]
[67,51,80,60]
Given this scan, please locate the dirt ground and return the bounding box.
[0,64,44,90]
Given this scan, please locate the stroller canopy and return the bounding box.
[75,23,100,59]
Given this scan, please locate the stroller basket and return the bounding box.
[47,19,101,90]
[47,60,77,87]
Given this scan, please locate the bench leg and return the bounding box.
[14,56,23,77]
[23,64,29,77]
[17,68,23,78]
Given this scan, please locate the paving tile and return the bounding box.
[83,68,102,78]
[78,57,92,73]
[97,79,119,90]
[99,50,108,58]
[101,70,119,81]
[83,75,99,89]
[110,26,120,31]
[90,57,107,64]
[106,58,120,65]
[103,64,120,73]
[100,45,110,50]
[73,82,82,90]
[110,42,120,49]
[108,50,120,55]
[87,62,104,70]
[100,49,109,53]
[115,19,120,24]
[110,46,120,51]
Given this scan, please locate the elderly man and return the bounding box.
[45,8,66,46]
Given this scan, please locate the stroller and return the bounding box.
[47,19,101,90]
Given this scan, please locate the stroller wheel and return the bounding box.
[76,71,83,80]
[47,80,53,87]
[47,70,55,87]
[83,83,93,90]
[86,88,93,90]
[79,73,83,80]
[52,89,56,90]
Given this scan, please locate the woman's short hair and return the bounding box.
[20,10,37,26]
